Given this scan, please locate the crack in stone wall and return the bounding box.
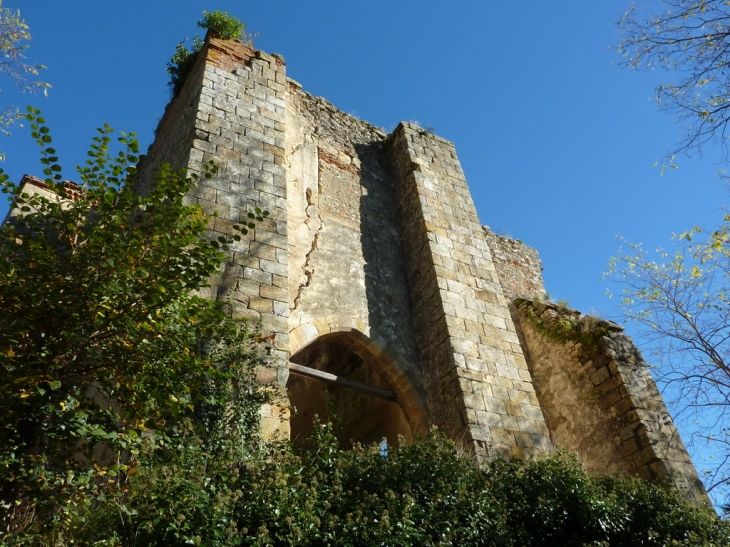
[291,175,326,313]
[292,219,320,311]
[285,85,424,403]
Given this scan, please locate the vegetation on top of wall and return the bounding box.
[166,35,204,95]
[515,298,617,355]
[166,10,248,96]
[198,10,246,40]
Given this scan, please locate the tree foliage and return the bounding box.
[608,218,730,507]
[0,1,49,136]
[615,0,730,511]
[618,0,730,160]
[0,108,268,542]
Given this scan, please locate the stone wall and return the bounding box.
[134,38,212,197]
[386,123,552,460]
[514,299,710,506]
[483,229,545,301]
[284,82,427,434]
[3,176,81,224]
[138,36,290,439]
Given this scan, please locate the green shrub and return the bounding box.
[485,454,728,546]
[68,423,729,547]
[198,10,245,40]
[0,110,269,545]
[166,11,247,96]
[166,35,204,96]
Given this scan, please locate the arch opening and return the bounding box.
[288,338,413,449]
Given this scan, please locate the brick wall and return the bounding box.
[483,228,546,301]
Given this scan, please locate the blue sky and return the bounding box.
[3,0,728,496]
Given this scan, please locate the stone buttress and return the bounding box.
[386,124,552,460]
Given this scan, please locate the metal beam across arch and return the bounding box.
[288,362,397,401]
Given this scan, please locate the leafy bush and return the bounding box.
[0,109,268,545]
[63,420,729,547]
[198,10,245,40]
[486,454,728,546]
[167,11,246,96]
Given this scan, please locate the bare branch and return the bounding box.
[607,223,730,503]
[618,1,730,160]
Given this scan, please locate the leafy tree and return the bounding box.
[0,1,49,136]
[618,0,730,161]
[607,220,730,508]
[0,108,268,543]
[615,0,730,508]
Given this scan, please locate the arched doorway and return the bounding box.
[287,319,427,449]
[288,338,411,448]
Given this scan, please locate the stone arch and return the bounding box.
[288,316,428,443]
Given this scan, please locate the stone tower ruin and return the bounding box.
[131,35,709,505]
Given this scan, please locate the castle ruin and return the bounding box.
[99,36,708,505]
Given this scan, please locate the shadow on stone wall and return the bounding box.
[355,140,427,418]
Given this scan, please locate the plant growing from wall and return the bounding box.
[515,299,611,356]
[198,10,246,40]
[166,10,248,96]
[166,35,204,96]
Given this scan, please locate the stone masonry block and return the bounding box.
[597,388,623,410]
[254,230,287,249]
[463,392,486,411]
[260,284,288,302]
[272,301,288,316]
[259,258,287,277]
[244,267,272,285]
[249,296,272,313]
[260,313,288,334]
